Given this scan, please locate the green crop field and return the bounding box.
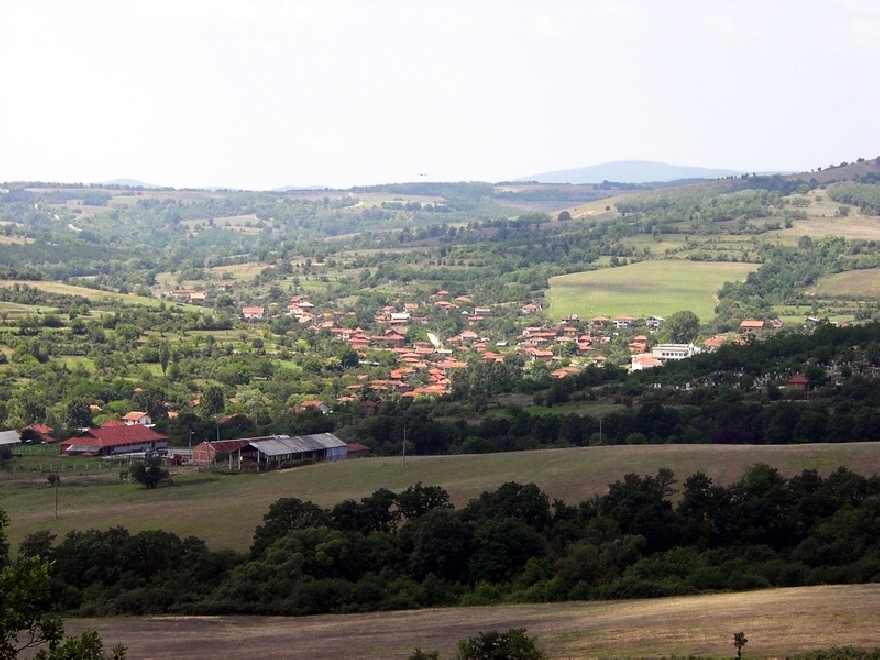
[3,442,879,553]
[546,259,756,322]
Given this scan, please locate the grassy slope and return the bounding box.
[546,260,756,322]
[66,584,880,659]
[811,268,880,297]
[4,443,880,553]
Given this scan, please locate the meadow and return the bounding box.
[546,259,756,322]
[4,442,879,553]
[64,584,880,658]
[811,268,880,297]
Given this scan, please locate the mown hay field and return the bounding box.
[4,443,880,554]
[64,584,880,659]
[811,268,880,297]
[546,260,756,322]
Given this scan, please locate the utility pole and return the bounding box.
[402,425,406,469]
[54,475,59,519]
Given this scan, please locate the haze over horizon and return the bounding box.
[1,1,878,190]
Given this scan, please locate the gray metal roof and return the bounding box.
[247,433,345,457]
[298,433,346,449]
[0,430,21,445]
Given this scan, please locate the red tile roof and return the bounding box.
[63,424,166,448]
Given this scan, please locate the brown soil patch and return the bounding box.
[60,584,880,659]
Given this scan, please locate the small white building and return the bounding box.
[122,411,151,426]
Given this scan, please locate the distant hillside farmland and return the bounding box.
[812,268,880,297]
[547,259,755,321]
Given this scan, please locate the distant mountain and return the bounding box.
[270,184,332,192]
[519,160,743,184]
[100,178,164,188]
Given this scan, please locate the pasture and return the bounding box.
[65,584,880,658]
[0,280,165,307]
[546,260,755,322]
[811,268,880,297]
[3,442,879,553]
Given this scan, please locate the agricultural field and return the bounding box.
[811,268,880,297]
[4,442,879,553]
[64,584,880,658]
[546,259,756,322]
[0,280,163,306]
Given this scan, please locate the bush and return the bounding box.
[457,628,546,659]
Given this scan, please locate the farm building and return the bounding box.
[0,430,21,447]
[191,439,251,465]
[61,424,168,456]
[191,433,347,466]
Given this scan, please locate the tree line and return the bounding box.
[6,465,880,619]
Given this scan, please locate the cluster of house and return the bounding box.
[169,289,206,304]
[231,284,793,394]
[166,282,235,305]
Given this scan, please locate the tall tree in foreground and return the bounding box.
[0,508,127,658]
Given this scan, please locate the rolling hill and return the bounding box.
[520,160,743,184]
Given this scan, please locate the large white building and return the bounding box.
[651,343,702,362]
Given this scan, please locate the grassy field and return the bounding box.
[4,443,880,553]
[65,584,880,658]
[0,280,167,307]
[546,260,756,322]
[811,268,880,297]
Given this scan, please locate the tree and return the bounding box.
[733,631,748,659]
[397,483,452,520]
[660,310,700,344]
[158,341,170,377]
[131,385,167,421]
[456,629,546,660]
[1,509,126,658]
[201,385,225,417]
[129,460,169,489]
[65,399,93,429]
[251,497,330,558]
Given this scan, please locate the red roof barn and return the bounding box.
[60,425,167,456]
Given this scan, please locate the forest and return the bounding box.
[3,464,879,618]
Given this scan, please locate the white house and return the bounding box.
[122,411,151,426]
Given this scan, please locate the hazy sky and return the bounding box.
[1,1,878,190]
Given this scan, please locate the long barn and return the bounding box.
[192,433,347,466]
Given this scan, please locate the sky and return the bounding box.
[1,0,879,190]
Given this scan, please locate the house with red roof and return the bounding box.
[740,319,765,333]
[787,374,809,391]
[61,424,168,456]
[122,411,151,426]
[20,424,54,444]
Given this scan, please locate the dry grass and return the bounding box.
[63,584,880,658]
[4,443,880,553]
[811,268,880,297]
[786,215,880,241]
[0,280,152,304]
